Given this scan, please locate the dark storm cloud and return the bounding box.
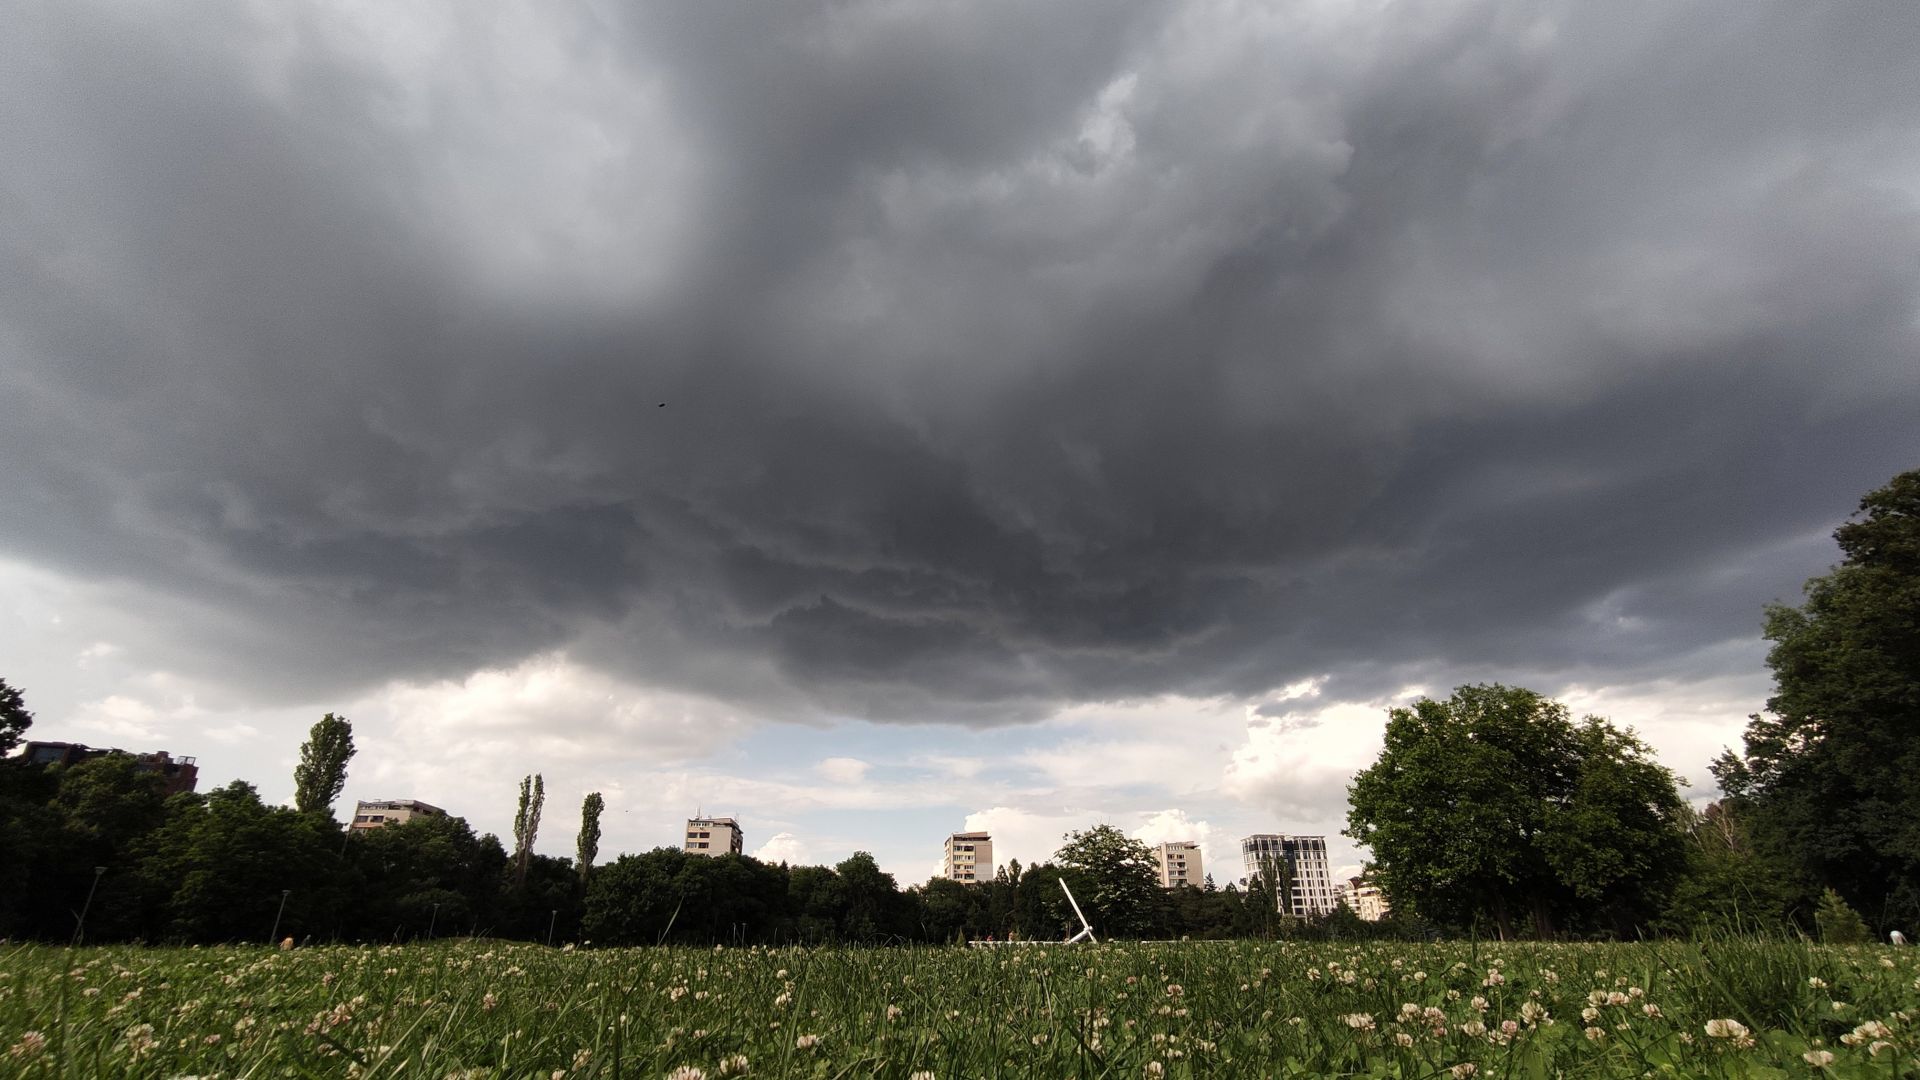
[2,0,1916,719]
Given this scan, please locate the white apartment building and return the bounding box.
[1240,834,1337,917]
[350,799,447,831]
[1344,877,1392,922]
[685,816,743,857]
[1155,841,1204,888]
[943,831,993,883]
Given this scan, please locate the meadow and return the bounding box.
[2,938,1915,1078]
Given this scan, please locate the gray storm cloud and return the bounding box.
[2,0,1916,723]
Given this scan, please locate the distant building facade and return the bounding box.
[686,816,744,857]
[943,831,993,883]
[350,799,447,830]
[1344,876,1391,922]
[1240,833,1337,917]
[1154,840,1204,888]
[19,741,199,796]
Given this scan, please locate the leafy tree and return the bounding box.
[0,676,32,756]
[347,812,507,940]
[141,781,351,942]
[1814,887,1872,944]
[1346,684,1686,938]
[1053,824,1161,938]
[292,713,355,817]
[1719,468,1920,930]
[835,851,905,941]
[1657,802,1809,936]
[576,792,603,885]
[511,774,545,888]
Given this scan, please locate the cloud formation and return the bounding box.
[2,1,1915,760]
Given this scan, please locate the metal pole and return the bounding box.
[71,866,107,947]
[269,889,292,945]
[547,909,558,947]
[428,902,440,939]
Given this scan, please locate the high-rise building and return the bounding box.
[943,831,993,883]
[19,741,199,796]
[1240,833,1337,917]
[1154,840,1204,888]
[350,799,447,830]
[685,816,743,857]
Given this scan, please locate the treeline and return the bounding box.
[0,725,1412,945]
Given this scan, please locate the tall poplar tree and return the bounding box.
[292,713,356,817]
[576,792,604,885]
[511,774,545,887]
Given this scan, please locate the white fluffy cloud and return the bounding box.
[815,757,870,784]
[752,831,812,866]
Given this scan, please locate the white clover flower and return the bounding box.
[665,1068,706,1080]
[7,1032,47,1060]
[1450,1065,1478,1079]
[1803,1050,1835,1067]
[1704,1018,1749,1040]
[794,1034,820,1050]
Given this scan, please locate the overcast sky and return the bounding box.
[3,0,1916,885]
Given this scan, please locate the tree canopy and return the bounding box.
[1346,684,1686,938]
[291,713,355,817]
[1718,467,1920,930]
[0,677,31,756]
[1053,824,1162,938]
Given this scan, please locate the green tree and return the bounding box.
[292,713,355,817]
[1814,887,1872,944]
[511,773,545,888]
[1346,684,1686,938]
[0,676,32,756]
[1053,824,1161,938]
[576,792,604,885]
[1657,802,1808,936]
[141,781,351,942]
[1719,468,1920,930]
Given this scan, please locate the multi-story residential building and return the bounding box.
[685,816,744,857]
[350,799,447,830]
[19,741,200,796]
[1240,833,1337,917]
[1346,877,1392,922]
[1155,840,1204,888]
[943,831,993,883]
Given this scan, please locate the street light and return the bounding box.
[71,866,107,947]
[268,888,292,945]
[427,902,440,940]
[547,909,558,947]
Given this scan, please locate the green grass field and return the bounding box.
[2,939,1915,1078]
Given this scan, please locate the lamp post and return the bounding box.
[268,888,292,945]
[71,866,107,947]
[547,909,558,947]
[427,902,440,940]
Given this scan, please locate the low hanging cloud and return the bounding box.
[1,0,1916,739]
